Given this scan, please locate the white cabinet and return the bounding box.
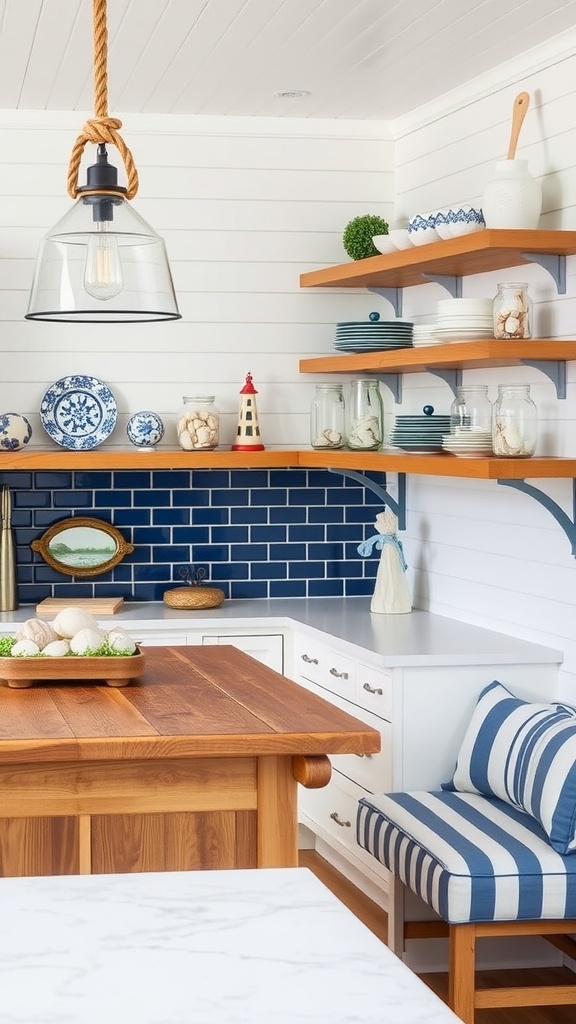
[137,626,284,673]
[292,629,559,909]
[198,632,284,672]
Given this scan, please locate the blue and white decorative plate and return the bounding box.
[40,376,117,450]
[126,410,165,449]
[0,412,32,451]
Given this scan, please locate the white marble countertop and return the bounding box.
[0,867,459,1024]
[0,597,561,667]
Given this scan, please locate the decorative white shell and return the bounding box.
[53,607,99,639]
[42,639,71,657]
[106,629,137,654]
[12,639,41,656]
[69,628,107,655]
[15,618,58,649]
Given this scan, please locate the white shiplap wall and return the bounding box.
[392,36,576,700]
[2,35,576,698]
[0,112,393,448]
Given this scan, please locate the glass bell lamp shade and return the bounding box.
[26,195,181,323]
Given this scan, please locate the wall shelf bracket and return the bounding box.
[328,468,407,530]
[375,373,402,404]
[368,287,403,317]
[521,252,566,293]
[497,477,576,556]
[521,359,566,398]
[424,367,463,395]
[421,274,463,297]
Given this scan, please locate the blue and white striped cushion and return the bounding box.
[442,681,576,855]
[357,790,576,923]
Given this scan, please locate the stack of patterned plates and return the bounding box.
[442,429,493,457]
[390,408,451,453]
[334,314,413,353]
[435,298,494,342]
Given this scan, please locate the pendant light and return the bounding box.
[26,0,180,323]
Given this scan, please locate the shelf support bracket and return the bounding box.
[328,469,407,530]
[423,367,462,396]
[374,373,402,404]
[521,359,566,398]
[420,274,463,297]
[497,478,576,556]
[520,252,566,293]
[367,287,403,317]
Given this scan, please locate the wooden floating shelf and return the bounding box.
[298,450,576,480]
[300,340,576,376]
[299,229,576,290]
[0,448,296,471]
[2,447,576,480]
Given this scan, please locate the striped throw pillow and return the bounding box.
[443,680,576,854]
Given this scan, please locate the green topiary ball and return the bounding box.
[343,215,389,260]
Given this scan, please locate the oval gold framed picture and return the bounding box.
[31,517,134,577]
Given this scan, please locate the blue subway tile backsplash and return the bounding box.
[1,468,387,604]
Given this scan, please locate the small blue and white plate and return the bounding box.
[40,375,117,450]
[126,411,165,449]
[0,412,32,451]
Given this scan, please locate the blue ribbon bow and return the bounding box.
[357,533,408,571]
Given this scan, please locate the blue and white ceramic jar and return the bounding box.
[126,411,165,450]
[0,413,32,451]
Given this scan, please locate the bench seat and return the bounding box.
[357,790,576,924]
[356,790,576,1022]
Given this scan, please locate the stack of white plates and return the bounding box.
[334,318,413,353]
[412,324,439,347]
[390,411,451,453]
[442,429,493,457]
[435,298,494,342]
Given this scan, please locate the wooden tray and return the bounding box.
[0,649,145,689]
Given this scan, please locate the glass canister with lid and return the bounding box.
[310,383,345,449]
[178,395,220,450]
[492,384,537,457]
[347,379,384,450]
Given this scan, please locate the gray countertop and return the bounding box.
[0,597,562,668]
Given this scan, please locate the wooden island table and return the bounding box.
[0,645,380,877]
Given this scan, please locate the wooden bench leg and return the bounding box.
[449,923,476,1024]
[387,874,406,956]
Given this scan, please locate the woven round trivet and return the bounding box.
[163,586,225,610]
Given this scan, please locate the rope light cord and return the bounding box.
[66,0,139,200]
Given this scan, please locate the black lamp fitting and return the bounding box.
[77,144,127,222]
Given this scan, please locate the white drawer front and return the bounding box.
[293,635,324,685]
[354,663,392,719]
[319,688,391,793]
[300,770,389,879]
[321,648,356,701]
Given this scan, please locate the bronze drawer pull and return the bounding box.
[355,752,373,758]
[363,682,383,695]
[301,654,318,664]
[329,667,349,679]
[330,812,351,827]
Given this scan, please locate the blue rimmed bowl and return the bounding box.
[407,212,441,246]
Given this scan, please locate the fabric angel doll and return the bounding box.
[357,509,411,614]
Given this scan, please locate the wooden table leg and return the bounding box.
[257,756,298,867]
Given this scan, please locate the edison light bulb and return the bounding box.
[84,223,123,301]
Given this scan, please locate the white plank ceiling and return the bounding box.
[0,0,575,120]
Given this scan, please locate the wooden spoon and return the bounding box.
[507,91,530,159]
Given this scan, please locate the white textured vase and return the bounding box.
[482,159,542,229]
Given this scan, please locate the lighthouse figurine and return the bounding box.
[231,372,265,451]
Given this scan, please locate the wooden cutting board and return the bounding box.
[36,597,124,616]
